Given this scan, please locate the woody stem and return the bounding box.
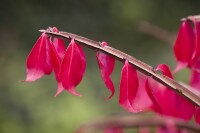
[40,29,200,107]
[77,114,200,133]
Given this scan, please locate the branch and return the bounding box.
[76,114,200,133]
[137,21,175,44]
[39,29,200,107]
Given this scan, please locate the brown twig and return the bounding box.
[39,29,200,107]
[137,21,176,44]
[76,114,200,133]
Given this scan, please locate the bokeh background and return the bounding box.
[1,0,200,132]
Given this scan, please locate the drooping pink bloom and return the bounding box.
[119,61,153,112]
[119,60,139,112]
[96,42,115,99]
[49,27,66,96]
[25,32,53,82]
[173,20,195,72]
[148,64,178,116]
[174,18,200,124]
[59,39,86,96]
[173,17,200,72]
[149,64,195,120]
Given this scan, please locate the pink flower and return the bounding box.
[119,60,139,112]
[25,27,87,97]
[148,64,194,120]
[174,20,195,72]
[96,42,115,99]
[174,18,200,72]
[25,32,53,82]
[59,39,86,96]
[119,60,153,112]
[174,17,200,124]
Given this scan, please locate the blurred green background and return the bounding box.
[1,0,200,132]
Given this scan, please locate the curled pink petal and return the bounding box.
[25,33,53,82]
[173,20,195,71]
[54,82,65,97]
[119,60,139,112]
[96,41,115,99]
[59,39,86,96]
[156,64,173,79]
